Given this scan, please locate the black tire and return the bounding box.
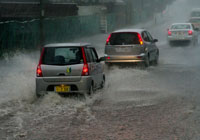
[88,83,94,96]
[169,41,173,47]
[144,55,150,67]
[100,75,105,89]
[153,51,159,66]
[36,91,46,98]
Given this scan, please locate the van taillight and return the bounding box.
[137,33,143,45]
[82,64,89,76]
[188,30,193,35]
[106,34,112,45]
[36,65,43,77]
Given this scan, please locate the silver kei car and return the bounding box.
[36,43,105,97]
[167,23,199,46]
[104,29,159,67]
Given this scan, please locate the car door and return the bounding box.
[141,31,154,61]
[90,48,103,88]
[85,47,99,89]
[146,31,158,60]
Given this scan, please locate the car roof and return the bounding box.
[171,23,192,26]
[189,17,200,19]
[191,8,200,12]
[112,28,145,34]
[44,43,91,48]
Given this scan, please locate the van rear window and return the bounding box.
[191,11,200,17]
[189,19,200,23]
[109,32,140,45]
[42,47,83,65]
[171,24,191,30]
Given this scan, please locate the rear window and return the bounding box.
[191,11,200,17]
[189,18,200,23]
[108,32,140,45]
[170,24,191,30]
[42,47,83,65]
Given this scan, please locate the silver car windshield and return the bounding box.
[42,47,83,65]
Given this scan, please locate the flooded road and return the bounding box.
[1,0,200,139]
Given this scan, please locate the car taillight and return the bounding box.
[82,64,89,76]
[168,31,172,36]
[106,34,112,45]
[137,33,143,45]
[36,65,43,77]
[188,30,193,35]
[36,48,45,77]
[81,47,89,76]
[106,56,110,59]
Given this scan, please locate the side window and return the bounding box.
[91,48,98,62]
[87,48,95,62]
[142,31,150,42]
[146,31,154,42]
[85,48,92,63]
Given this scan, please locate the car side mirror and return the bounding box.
[98,56,105,62]
[153,39,158,43]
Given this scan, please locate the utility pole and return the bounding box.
[39,0,45,52]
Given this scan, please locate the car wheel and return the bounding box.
[144,55,150,67]
[88,83,94,96]
[153,52,159,66]
[169,41,173,47]
[36,91,46,98]
[36,93,41,98]
[100,76,105,89]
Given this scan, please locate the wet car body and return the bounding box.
[104,29,159,67]
[167,23,199,46]
[35,43,105,97]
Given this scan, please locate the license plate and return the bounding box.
[115,48,131,52]
[55,85,70,93]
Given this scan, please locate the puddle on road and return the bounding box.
[103,67,178,107]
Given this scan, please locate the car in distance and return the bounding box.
[104,29,159,67]
[190,8,200,18]
[167,23,199,46]
[189,17,200,29]
[36,43,105,97]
